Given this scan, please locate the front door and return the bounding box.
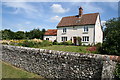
[73,37,77,45]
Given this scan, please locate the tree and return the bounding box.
[2,29,15,40]
[41,28,46,33]
[14,31,26,39]
[27,29,43,39]
[100,18,120,56]
[1,28,46,40]
[41,28,46,40]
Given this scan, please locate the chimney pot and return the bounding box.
[79,6,83,17]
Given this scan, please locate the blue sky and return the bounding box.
[2,2,118,31]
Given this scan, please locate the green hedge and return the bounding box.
[9,40,52,48]
[114,63,120,79]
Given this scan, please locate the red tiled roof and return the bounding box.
[57,13,99,28]
[44,29,57,36]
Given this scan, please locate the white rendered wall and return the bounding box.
[44,36,57,42]
[94,15,103,44]
[57,25,95,45]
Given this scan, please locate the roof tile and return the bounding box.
[57,13,99,28]
[44,29,57,36]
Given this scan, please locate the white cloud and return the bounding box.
[71,2,103,14]
[15,23,42,31]
[50,16,61,22]
[2,0,119,2]
[107,2,118,10]
[3,2,40,18]
[83,3,103,13]
[51,4,69,13]
[25,21,31,24]
[101,20,106,30]
[101,20,106,26]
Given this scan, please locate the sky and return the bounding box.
[2,2,118,32]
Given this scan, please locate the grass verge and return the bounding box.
[41,45,93,53]
[1,61,44,79]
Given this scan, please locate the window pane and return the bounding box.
[46,38,49,40]
[85,36,86,41]
[63,28,67,33]
[84,26,88,32]
[82,37,84,41]
[87,37,89,41]
[82,36,89,42]
[86,27,88,31]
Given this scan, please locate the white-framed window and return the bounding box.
[82,36,89,42]
[73,26,77,30]
[46,38,49,40]
[63,28,67,33]
[83,26,88,32]
[61,37,67,42]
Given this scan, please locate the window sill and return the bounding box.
[62,33,66,35]
[82,41,89,43]
[83,32,88,34]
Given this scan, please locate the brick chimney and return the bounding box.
[79,6,83,17]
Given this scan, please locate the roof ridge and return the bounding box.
[62,13,99,18]
[83,13,99,15]
[62,15,76,18]
[47,29,57,30]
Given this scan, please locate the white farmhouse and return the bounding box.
[57,7,103,45]
[44,29,57,42]
[44,7,103,45]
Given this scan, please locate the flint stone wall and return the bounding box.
[2,45,120,79]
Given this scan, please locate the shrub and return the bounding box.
[66,40,73,45]
[95,43,102,47]
[58,42,63,45]
[114,63,120,79]
[17,40,52,47]
[82,44,86,46]
[87,44,91,47]
[57,40,73,45]
[18,40,36,47]
[53,42,58,45]
[61,42,68,45]
[95,43,103,54]
[40,40,52,47]
[4,39,52,48]
[53,40,59,45]
[86,46,97,53]
[2,42,9,45]
[77,37,82,46]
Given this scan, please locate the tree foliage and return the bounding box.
[1,29,15,40]
[100,18,120,56]
[15,31,25,40]
[1,28,46,40]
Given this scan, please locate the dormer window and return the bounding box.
[84,26,88,32]
[76,20,81,23]
[63,28,66,33]
[73,26,77,30]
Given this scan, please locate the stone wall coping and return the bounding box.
[3,45,120,62]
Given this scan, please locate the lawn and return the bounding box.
[1,61,45,79]
[41,45,94,53]
[1,39,96,54]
